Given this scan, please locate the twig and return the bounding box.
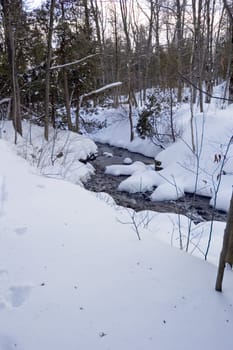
[50,53,101,71]
[178,71,233,102]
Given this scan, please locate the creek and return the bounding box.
[85,142,227,223]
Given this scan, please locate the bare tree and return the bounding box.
[190,0,204,112]
[111,2,120,107]
[1,0,22,142]
[44,0,56,141]
[174,0,187,102]
[119,0,135,141]
[135,0,157,101]
[204,0,216,103]
[216,190,233,292]
[223,0,233,102]
[90,0,106,85]
[59,0,73,131]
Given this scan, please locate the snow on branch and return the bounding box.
[0,98,11,105]
[79,82,122,108]
[82,82,122,97]
[50,53,101,71]
[178,72,233,102]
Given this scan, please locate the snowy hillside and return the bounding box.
[0,133,233,349]
[0,121,97,186]
[1,0,233,347]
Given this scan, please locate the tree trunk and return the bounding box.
[169,88,176,142]
[60,1,72,131]
[175,0,186,102]
[205,0,216,103]
[1,0,22,141]
[191,0,204,111]
[229,28,233,102]
[11,30,22,141]
[112,2,120,107]
[216,191,233,292]
[128,94,134,142]
[63,69,73,130]
[44,0,56,141]
[223,0,233,103]
[75,93,81,133]
[90,0,105,85]
[119,0,135,141]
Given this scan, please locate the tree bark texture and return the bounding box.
[1,0,22,140]
[44,0,56,141]
[215,191,233,292]
[223,0,233,103]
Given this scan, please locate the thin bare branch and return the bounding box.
[178,71,233,102]
[50,53,101,71]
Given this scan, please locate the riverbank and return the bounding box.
[86,142,227,223]
[83,101,233,213]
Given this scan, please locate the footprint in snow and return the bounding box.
[6,285,32,308]
[0,333,21,350]
[36,184,45,189]
[0,269,8,277]
[14,227,27,236]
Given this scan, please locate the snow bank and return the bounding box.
[85,107,161,157]
[105,161,146,176]
[151,180,185,201]
[118,169,160,193]
[98,103,233,211]
[155,109,233,209]
[0,138,233,350]
[1,121,97,185]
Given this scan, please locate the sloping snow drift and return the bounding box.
[0,137,233,350]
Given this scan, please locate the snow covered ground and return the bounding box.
[1,88,233,349]
[0,120,97,186]
[1,136,233,350]
[82,106,161,157]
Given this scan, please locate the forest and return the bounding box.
[0,0,233,142]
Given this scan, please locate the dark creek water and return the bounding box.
[85,142,227,223]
